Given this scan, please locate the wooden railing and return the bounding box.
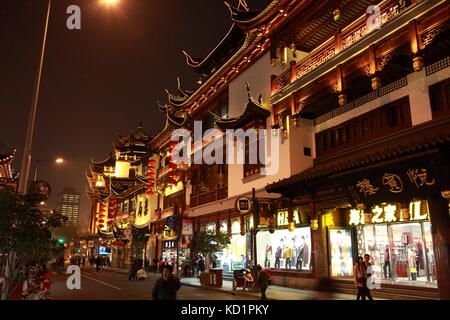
[152,206,178,222]
[190,185,228,208]
[271,0,408,95]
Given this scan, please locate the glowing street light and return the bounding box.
[33,157,65,181]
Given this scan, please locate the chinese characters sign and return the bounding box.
[355,168,436,197]
[349,201,429,226]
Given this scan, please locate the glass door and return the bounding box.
[388,223,427,284]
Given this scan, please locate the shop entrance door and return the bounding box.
[388,223,428,284]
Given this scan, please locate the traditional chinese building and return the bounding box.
[86,123,154,268]
[265,0,450,300]
[0,149,17,188]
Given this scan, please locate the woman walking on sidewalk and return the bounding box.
[354,256,368,300]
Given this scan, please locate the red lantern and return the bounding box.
[146,191,154,196]
[148,165,156,171]
[146,172,155,177]
[168,179,177,185]
[168,171,177,177]
[148,159,156,165]
[168,163,177,169]
[98,224,104,229]
[98,219,105,223]
[147,178,155,183]
[169,141,178,147]
[146,185,155,189]
[99,214,105,218]
[107,221,114,225]
[110,199,116,202]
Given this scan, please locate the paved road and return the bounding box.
[50,268,257,300]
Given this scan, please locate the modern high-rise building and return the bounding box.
[57,187,81,225]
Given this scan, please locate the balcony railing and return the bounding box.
[153,206,178,222]
[271,0,407,95]
[190,185,228,208]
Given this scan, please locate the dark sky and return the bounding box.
[0,0,267,231]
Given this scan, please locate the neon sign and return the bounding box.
[349,201,429,226]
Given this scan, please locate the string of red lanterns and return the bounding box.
[146,158,156,196]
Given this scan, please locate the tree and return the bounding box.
[192,230,231,269]
[0,186,67,300]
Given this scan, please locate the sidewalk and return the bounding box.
[104,268,370,300]
[179,277,361,300]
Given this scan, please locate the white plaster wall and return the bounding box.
[315,64,450,134]
[226,52,310,198]
[288,117,314,175]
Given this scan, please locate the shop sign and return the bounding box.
[349,201,429,226]
[355,169,436,197]
[182,219,194,235]
[163,240,176,249]
[277,209,300,226]
[166,216,177,227]
[235,196,252,214]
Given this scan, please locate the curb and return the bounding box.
[180,281,271,300]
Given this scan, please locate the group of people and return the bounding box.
[69,255,86,268]
[353,254,375,300]
[89,255,110,272]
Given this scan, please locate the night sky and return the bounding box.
[0,0,267,231]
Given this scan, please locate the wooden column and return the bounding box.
[309,201,326,278]
[427,193,450,300]
[369,44,381,90]
[408,19,424,71]
[336,64,347,106]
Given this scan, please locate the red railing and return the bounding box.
[271,0,407,95]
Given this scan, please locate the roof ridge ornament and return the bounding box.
[237,0,249,11]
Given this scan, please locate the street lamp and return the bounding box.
[33,157,64,181]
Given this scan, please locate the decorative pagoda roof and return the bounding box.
[117,122,151,147]
[182,23,247,77]
[225,0,281,29]
[165,78,194,107]
[213,83,270,130]
[91,153,115,174]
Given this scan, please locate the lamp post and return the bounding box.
[18,0,52,194]
[33,157,64,181]
[18,0,120,194]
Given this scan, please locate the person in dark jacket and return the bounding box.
[253,265,269,300]
[152,265,181,300]
[197,256,205,276]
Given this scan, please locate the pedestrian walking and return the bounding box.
[152,257,158,273]
[129,262,138,280]
[95,256,102,272]
[152,265,181,300]
[354,256,368,300]
[362,254,374,300]
[253,265,269,300]
[197,256,205,277]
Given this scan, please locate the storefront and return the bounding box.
[256,207,312,271]
[346,200,436,287]
[161,239,177,265]
[216,219,246,271]
[266,121,450,298]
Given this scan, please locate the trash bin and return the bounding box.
[210,268,223,287]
